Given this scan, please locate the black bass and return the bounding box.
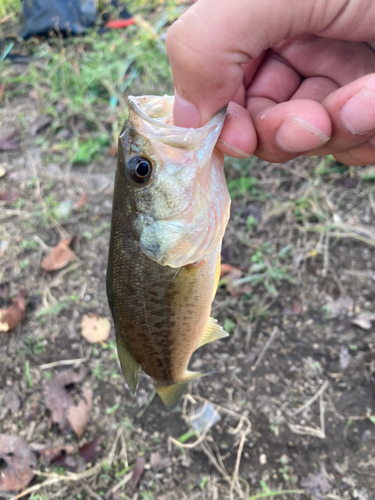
[106,95,230,408]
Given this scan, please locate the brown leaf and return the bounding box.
[108,144,118,157]
[150,451,171,472]
[44,379,74,432]
[292,300,302,315]
[220,263,241,278]
[0,289,26,333]
[0,129,19,151]
[81,314,111,344]
[39,445,75,463]
[0,190,18,203]
[66,385,93,438]
[41,237,76,271]
[79,436,104,464]
[131,456,146,490]
[55,368,88,387]
[75,192,89,209]
[43,369,88,433]
[30,115,53,136]
[0,435,36,492]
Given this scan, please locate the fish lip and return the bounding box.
[127,95,227,132]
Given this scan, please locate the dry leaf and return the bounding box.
[0,129,19,151]
[43,368,87,433]
[66,386,93,438]
[79,436,104,464]
[0,289,26,333]
[75,192,89,209]
[44,379,74,432]
[41,237,76,271]
[150,451,171,471]
[220,263,241,278]
[39,445,75,463]
[325,295,353,318]
[81,314,110,343]
[0,435,36,492]
[0,190,18,203]
[351,313,375,330]
[131,456,146,490]
[29,115,53,136]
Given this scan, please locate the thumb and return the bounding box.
[166,0,364,128]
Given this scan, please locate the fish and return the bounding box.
[106,95,231,408]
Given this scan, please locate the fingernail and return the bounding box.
[173,90,200,128]
[276,117,330,153]
[341,88,375,134]
[217,139,251,158]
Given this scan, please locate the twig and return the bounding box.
[252,327,279,370]
[287,422,326,439]
[291,380,330,417]
[110,471,133,494]
[39,358,87,370]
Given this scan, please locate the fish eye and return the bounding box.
[128,156,152,184]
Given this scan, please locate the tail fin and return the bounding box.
[155,372,205,409]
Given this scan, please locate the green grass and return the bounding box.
[0,0,20,19]
[2,0,176,163]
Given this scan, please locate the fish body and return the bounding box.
[106,95,230,408]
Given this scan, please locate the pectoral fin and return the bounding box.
[156,372,205,409]
[197,317,229,349]
[116,337,140,394]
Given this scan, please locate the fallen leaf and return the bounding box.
[43,368,87,433]
[220,263,241,278]
[41,237,76,271]
[79,436,104,464]
[55,368,87,387]
[52,453,77,469]
[66,385,93,438]
[0,190,18,203]
[352,312,375,330]
[292,300,302,315]
[150,451,171,472]
[75,192,89,209]
[81,314,111,344]
[0,435,36,492]
[44,379,74,432]
[301,471,331,499]
[39,445,75,463]
[0,289,26,332]
[131,456,146,490]
[29,115,53,136]
[325,295,353,319]
[108,144,118,157]
[0,129,19,151]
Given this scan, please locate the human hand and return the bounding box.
[166,0,375,165]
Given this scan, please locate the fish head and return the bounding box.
[118,95,230,267]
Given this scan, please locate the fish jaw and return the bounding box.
[121,95,231,268]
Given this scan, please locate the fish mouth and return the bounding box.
[126,95,227,150]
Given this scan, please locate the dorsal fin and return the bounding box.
[197,317,229,349]
[116,336,140,394]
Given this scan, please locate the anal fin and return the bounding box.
[116,336,140,394]
[156,372,205,409]
[197,317,229,349]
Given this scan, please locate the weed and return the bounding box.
[25,360,33,388]
[223,318,236,334]
[24,334,46,356]
[36,295,79,319]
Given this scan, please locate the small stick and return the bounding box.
[287,423,325,439]
[291,380,330,417]
[39,358,87,370]
[252,327,279,370]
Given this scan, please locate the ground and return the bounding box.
[1,3,375,500]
